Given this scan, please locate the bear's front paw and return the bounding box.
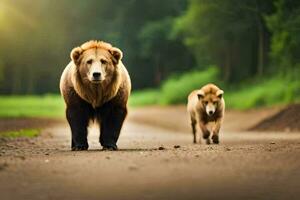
[102,146,118,151]
[72,145,88,151]
[203,131,210,139]
[212,135,219,144]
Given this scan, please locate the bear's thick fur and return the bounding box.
[187,84,225,144]
[60,40,131,150]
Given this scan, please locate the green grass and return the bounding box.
[225,75,300,109]
[0,94,64,118]
[160,67,219,104]
[130,67,300,109]
[1,69,299,119]
[129,66,219,107]
[0,129,40,138]
[129,89,160,107]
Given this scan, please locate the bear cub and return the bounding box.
[187,83,225,144]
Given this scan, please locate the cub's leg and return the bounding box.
[190,117,197,143]
[212,119,222,144]
[98,102,127,150]
[66,106,90,151]
[199,122,211,144]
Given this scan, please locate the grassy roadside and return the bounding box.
[0,70,299,116]
[0,129,40,138]
[0,95,63,138]
[129,68,300,109]
[0,95,64,118]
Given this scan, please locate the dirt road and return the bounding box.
[0,107,300,200]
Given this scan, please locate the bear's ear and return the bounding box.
[109,47,123,64]
[70,47,83,65]
[216,90,224,98]
[197,90,205,100]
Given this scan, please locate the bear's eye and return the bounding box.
[87,59,93,64]
[213,101,218,105]
[203,101,208,105]
[100,59,108,65]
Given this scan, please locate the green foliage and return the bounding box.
[160,67,219,104]
[139,17,174,57]
[0,129,40,138]
[0,95,64,118]
[130,67,219,106]
[0,0,191,93]
[226,75,300,109]
[129,89,160,107]
[130,68,300,109]
[174,0,274,82]
[138,15,195,87]
[1,0,300,112]
[265,0,300,70]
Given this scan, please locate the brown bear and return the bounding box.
[187,83,225,144]
[60,40,131,151]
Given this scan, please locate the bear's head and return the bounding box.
[70,40,123,84]
[197,84,224,116]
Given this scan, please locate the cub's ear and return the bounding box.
[216,90,224,98]
[70,47,83,65]
[197,90,205,100]
[109,47,123,64]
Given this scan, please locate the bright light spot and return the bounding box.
[0,0,36,32]
[0,1,7,25]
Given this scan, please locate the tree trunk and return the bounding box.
[255,0,265,77]
[224,47,231,82]
[154,54,162,86]
[257,17,264,77]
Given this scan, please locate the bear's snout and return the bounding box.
[93,72,101,79]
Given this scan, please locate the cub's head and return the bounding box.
[70,40,122,84]
[197,84,224,116]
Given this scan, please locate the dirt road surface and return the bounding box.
[0,106,300,200]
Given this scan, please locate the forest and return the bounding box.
[0,0,299,108]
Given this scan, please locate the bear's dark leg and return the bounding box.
[199,122,211,144]
[66,107,90,151]
[191,118,197,144]
[98,103,127,150]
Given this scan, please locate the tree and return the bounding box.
[139,17,195,86]
[0,0,192,93]
[266,0,300,72]
[174,0,274,82]
[111,0,191,88]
